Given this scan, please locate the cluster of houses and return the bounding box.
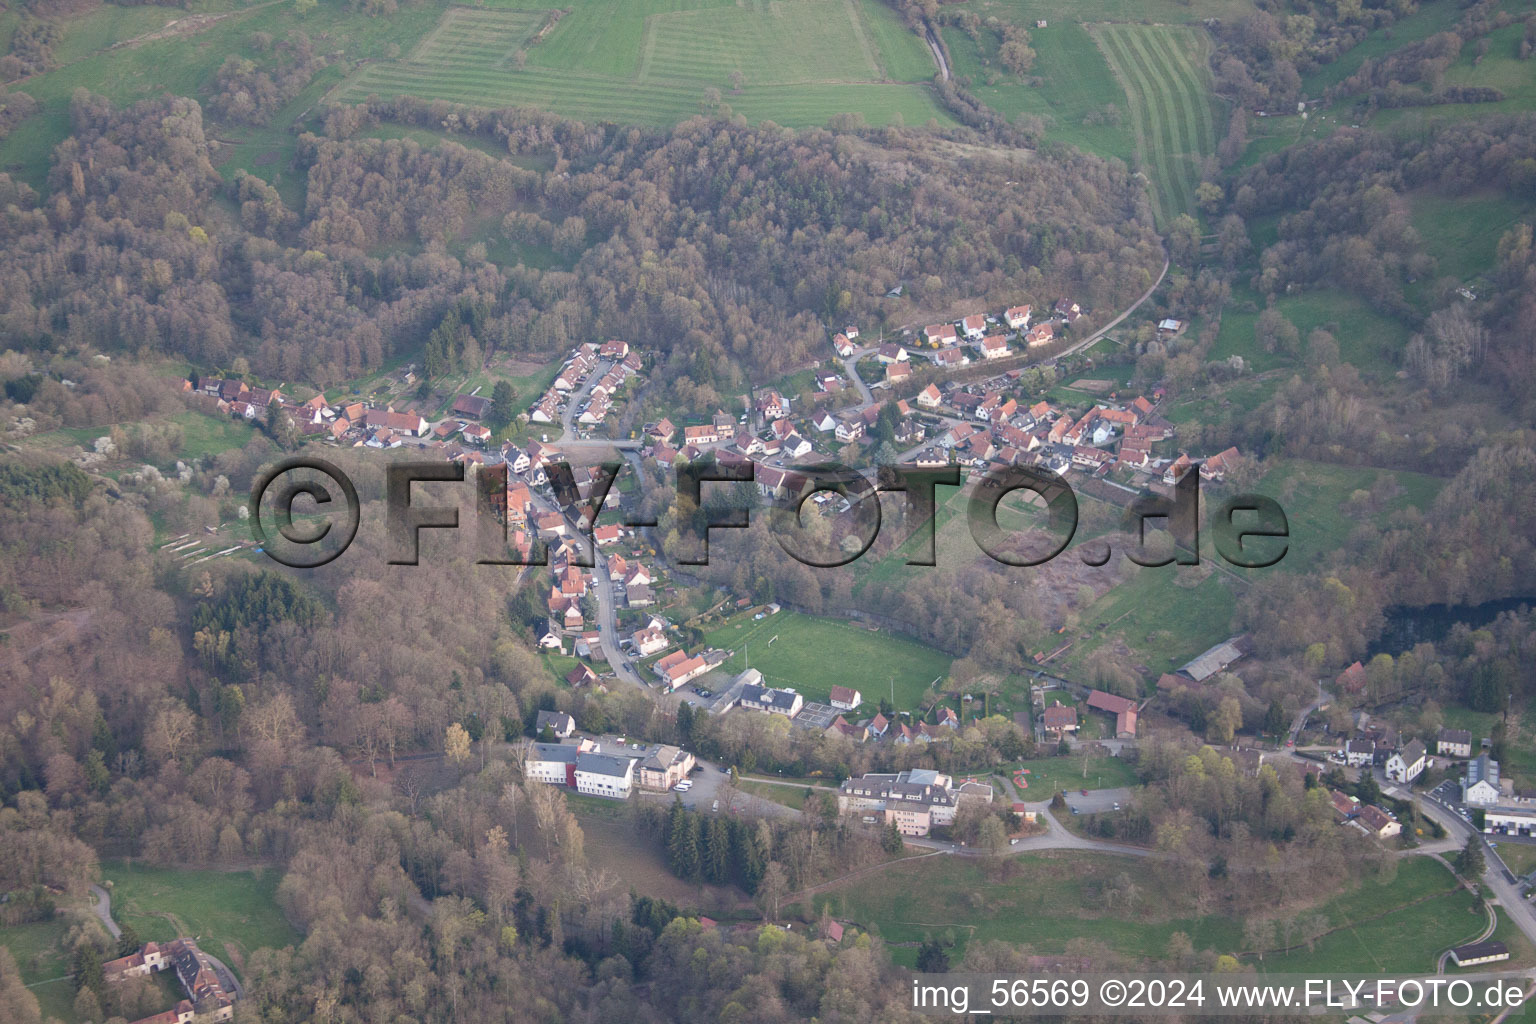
[837,768,995,836]
[837,298,1082,372]
[104,938,235,1024]
[528,340,643,428]
[523,729,696,799]
[1035,688,1142,740]
[712,670,971,746]
[192,375,507,451]
[1326,788,1404,840]
[926,387,1234,486]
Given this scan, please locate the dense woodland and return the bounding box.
[0,88,1160,413]
[1,1,1536,1019]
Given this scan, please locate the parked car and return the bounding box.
[674,780,692,792]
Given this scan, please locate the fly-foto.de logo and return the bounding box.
[249,455,1289,571]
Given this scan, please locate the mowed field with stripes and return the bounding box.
[331,0,949,128]
[1089,23,1218,223]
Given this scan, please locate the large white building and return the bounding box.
[575,751,634,799]
[525,741,585,786]
[1465,754,1502,806]
[837,769,993,836]
[1483,805,1536,836]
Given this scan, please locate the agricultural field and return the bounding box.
[102,861,300,980]
[701,609,952,709]
[1089,22,1220,224]
[329,0,949,129]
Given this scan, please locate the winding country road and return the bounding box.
[89,884,120,939]
[923,24,950,81]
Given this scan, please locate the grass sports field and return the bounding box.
[330,0,949,128]
[103,861,299,980]
[702,609,952,708]
[1090,23,1218,223]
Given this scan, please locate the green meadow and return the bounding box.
[702,609,952,708]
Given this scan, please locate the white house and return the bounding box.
[923,323,958,346]
[1344,739,1375,767]
[740,683,803,718]
[829,685,862,711]
[960,314,986,340]
[1004,305,1032,330]
[535,710,576,739]
[632,627,668,657]
[783,434,813,458]
[917,384,942,409]
[1438,728,1473,758]
[977,334,1009,360]
[575,751,634,799]
[1385,739,1426,784]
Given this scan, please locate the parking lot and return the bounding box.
[1062,787,1134,816]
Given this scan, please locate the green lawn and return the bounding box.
[1007,754,1140,795]
[0,915,75,1022]
[738,779,822,811]
[701,610,952,709]
[1250,458,1445,572]
[102,862,299,981]
[1256,860,1481,973]
[813,852,1242,967]
[1491,840,1536,879]
[1477,906,1536,969]
[169,410,264,462]
[1089,22,1219,224]
[1208,284,1409,378]
[329,0,950,129]
[1409,191,1536,289]
[814,850,1472,971]
[1055,567,1238,678]
[0,0,444,193]
[941,22,1132,164]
